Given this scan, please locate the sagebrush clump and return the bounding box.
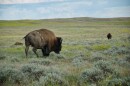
[107,77,130,86]
[20,64,46,81]
[37,72,68,86]
[80,67,104,84]
[0,55,6,60]
[94,60,114,77]
[29,59,52,66]
[34,68,68,86]
[72,56,84,67]
[90,52,105,62]
[79,60,120,85]
[0,65,26,85]
[104,46,130,55]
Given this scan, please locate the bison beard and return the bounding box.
[24,29,62,57]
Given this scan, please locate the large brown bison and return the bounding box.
[24,29,62,57]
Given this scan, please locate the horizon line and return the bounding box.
[0,16,130,21]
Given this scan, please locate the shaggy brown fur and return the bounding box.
[24,29,62,57]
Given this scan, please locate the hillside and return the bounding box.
[0,17,130,27]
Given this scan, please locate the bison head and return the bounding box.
[54,37,62,54]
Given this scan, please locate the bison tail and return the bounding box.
[23,36,26,39]
[23,35,27,39]
[23,35,28,40]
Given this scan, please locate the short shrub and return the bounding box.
[111,57,119,64]
[38,73,68,86]
[50,53,66,59]
[20,64,46,80]
[29,60,39,64]
[10,57,20,62]
[116,47,130,55]
[104,46,130,55]
[127,36,130,41]
[40,60,52,65]
[107,78,123,86]
[0,66,11,84]
[35,69,68,86]
[111,57,130,67]
[104,46,118,55]
[72,56,84,67]
[107,77,130,86]
[94,60,114,77]
[125,55,130,62]
[0,55,6,60]
[90,52,105,62]
[79,60,120,85]
[0,66,26,85]
[56,54,66,59]
[80,67,104,84]
[123,77,130,86]
[21,64,37,74]
[46,68,65,77]
[91,56,103,62]
[29,59,52,66]
[117,60,130,68]
[9,69,26,84]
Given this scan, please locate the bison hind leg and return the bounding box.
[25,40,30,57]
[25,46,29,57]
[32,48,39,57]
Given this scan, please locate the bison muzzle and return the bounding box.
[24,29,62,57]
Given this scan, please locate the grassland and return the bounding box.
[0,17,130,86]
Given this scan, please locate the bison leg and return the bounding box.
[42,45,50,56]
[32,48,39,57]
[25,46,29,57]
[42,49,49,56]
[41,49,45,56]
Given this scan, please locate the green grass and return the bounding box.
[91,44,111,51]
[0,17,130,86]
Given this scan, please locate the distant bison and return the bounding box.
[14,42,23,45]
[24,29,62,57]
[107,33,112,39]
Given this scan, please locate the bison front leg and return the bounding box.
[42,49,49,56]
[32,48,39,57]
[41,49,46,56]
[42,45,50,56]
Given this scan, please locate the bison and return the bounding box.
[14,42,23,45]
[24,29,62,57]
[107,33,112,39]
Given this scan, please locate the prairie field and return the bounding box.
[0,17,130,86]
